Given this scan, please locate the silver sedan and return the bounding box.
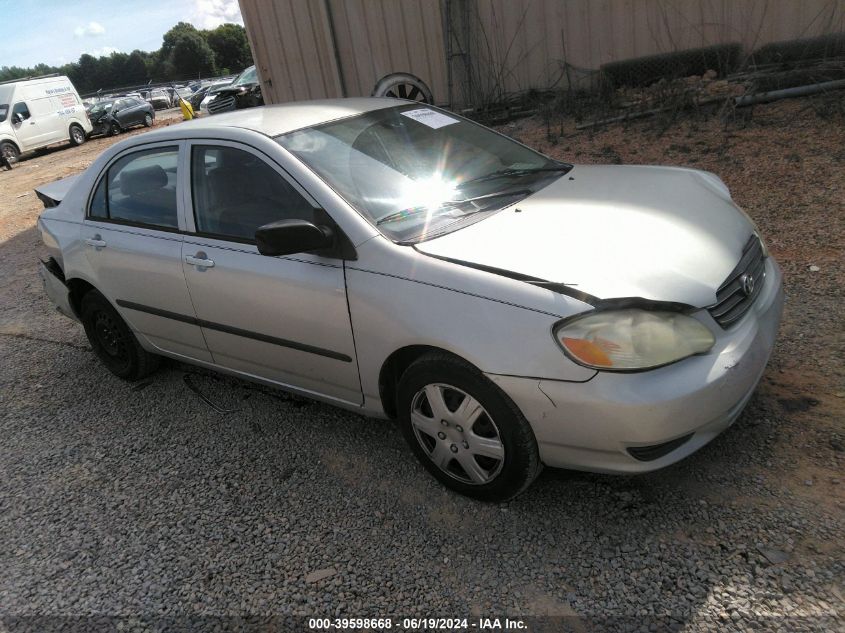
[36,98,783,501]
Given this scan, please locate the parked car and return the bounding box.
[35,99,783,501]
[200,66,262,115]
[0,75,92,166]
[88,97,154,137]
[147,89,171,110]
[190,81,231,111]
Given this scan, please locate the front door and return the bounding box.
[181,141,361,405]
[82,142,211,362]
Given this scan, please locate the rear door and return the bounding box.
[181,140,361,405]
[82,141,211,361]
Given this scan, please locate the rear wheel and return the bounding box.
[397,353,541,501]
[69,123,86,146]
[80,290,159,381]
[143,113,153,127]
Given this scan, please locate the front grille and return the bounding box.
[208,95,236,114]
[708,235,766,328]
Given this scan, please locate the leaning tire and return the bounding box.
[80,290,159,381]
[69,123,86,146]
[372,72,433,103]
[397,353,541,501]
[143,113,153,127]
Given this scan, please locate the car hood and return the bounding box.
[414,165,755,307]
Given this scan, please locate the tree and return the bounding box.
[203,24,253,75]
[124,50,149,85]
[160,22,216,79]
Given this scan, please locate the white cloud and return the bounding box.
[74,21,106,38]
[193,0,243,29]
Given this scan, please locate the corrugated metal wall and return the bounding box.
[239,0,448,104]
[239,0,845,106]
[461,0,845,101]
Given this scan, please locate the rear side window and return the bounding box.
[190,145,316,241]
[88,147,179,229]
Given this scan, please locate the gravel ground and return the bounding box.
[0,99,843,632]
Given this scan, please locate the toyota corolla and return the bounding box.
[36,98,783,501]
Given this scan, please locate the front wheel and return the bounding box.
[1,141,19,169]
[69,124,86,146]
[397,353,541,501]
[109,122,121,136]
[143,113,153,127]
[80,290,160,381]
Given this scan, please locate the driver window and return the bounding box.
[12,103,30,122]
[190,145,317,241]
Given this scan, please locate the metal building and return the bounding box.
[238,0,845,108]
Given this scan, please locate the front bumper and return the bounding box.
[488,257,784,473]
[38,259,77,321]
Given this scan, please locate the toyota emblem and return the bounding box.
[740,273,755,296]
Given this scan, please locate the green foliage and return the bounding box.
[202,24,252,75]
[0,22,253,94]
[160,22,216,78]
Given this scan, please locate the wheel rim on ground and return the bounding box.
[372,72,433,104]
[410,383,505,485]
[93,310,129,367]
[386,82,426,101]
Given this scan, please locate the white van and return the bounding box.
[0,75,93,165]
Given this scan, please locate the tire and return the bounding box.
[109,122,121,136]
[397,353,541,501]
[143,113,153,127]
[372,72,433,103]
[69,124,86,146]
[1,141,19,169]
[80,290,160,381]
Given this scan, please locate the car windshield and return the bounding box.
[0,104,8,122]
[233,67,257,86]
[276,105,570,242]
[89,101,114,114]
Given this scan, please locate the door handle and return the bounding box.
[185,253,215,268]
[85,235,107,248]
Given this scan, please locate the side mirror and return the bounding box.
[255,219,334,257]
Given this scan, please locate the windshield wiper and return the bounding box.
[458,163,572,188]
[376,189,532,226]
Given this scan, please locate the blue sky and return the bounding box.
[0,0,243,68]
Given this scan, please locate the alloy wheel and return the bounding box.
[410,383,505,485]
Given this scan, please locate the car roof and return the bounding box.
[146,98,409,139]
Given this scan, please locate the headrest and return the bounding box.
[120,165,167,196]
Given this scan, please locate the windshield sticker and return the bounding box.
[400,108,459,129]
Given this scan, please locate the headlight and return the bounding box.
[554,309,715,371]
